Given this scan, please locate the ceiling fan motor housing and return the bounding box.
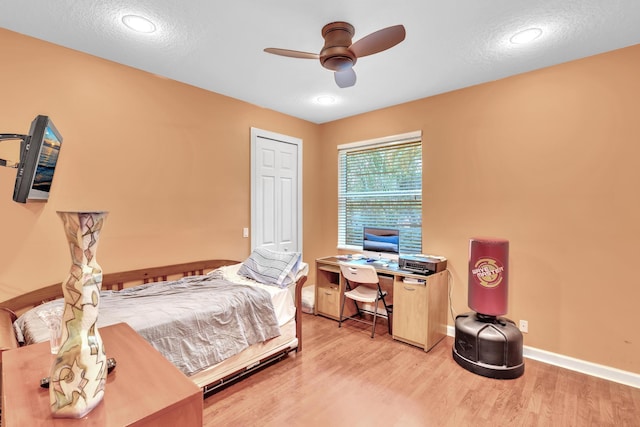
[319,21,357,71]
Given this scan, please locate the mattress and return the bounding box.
[214,263,299,326]
[192,263,307,387]
[13,263,303,379]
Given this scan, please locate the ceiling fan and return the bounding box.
[264,22,406,88]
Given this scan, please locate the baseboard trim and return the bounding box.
[446,325,640,389]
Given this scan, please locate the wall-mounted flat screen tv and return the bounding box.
[13,115,63,203]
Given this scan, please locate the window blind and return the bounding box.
[338,133,422,254]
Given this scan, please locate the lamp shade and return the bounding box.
[468,237,509,316]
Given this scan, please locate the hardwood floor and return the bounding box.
[203,313,640,426]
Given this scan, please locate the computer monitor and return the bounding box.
[362,226,400,262]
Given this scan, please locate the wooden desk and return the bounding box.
[1,323,202,427]
[315,256,448,352]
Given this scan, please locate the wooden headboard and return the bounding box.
[0,259,239,315]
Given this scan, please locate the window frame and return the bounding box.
[337,130,423,254]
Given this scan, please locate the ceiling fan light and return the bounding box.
[122,15,156,33]
[510,28,543,44]
[266,21,405,88]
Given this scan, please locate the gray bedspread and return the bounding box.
[14,275,281,376]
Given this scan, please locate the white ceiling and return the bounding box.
[2,0,640,124]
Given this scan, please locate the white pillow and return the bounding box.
[238,248,302,288]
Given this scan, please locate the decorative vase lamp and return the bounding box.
[50,211,108,418]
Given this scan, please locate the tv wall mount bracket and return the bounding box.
[0,133,29,168]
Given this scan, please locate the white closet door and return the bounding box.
[251,128,302,253]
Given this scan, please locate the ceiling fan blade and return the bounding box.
[350,24,406,58]
[335,68,356,88]
[263,48,319,60]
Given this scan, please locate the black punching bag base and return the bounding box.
[452,312,524,379]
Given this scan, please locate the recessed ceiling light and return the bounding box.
[510,28,543,44]
[122,15,156,33]
[316,95,336,105]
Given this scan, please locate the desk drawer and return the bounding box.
[315,285,341,320]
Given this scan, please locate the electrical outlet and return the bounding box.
[242,227,249,238]
[519,320,529,333]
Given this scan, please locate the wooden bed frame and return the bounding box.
[0,259,307,395]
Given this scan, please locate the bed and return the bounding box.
[0,253,308,395]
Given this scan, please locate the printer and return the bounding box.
[398,254,447,275]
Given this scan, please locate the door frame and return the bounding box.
[250,127,303,253]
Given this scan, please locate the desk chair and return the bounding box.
[338,262,391,338]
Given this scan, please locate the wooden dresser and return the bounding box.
[1,322,202,427]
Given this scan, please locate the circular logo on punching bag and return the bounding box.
[471,257,504,288]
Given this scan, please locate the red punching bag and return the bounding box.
[468,237,509,316]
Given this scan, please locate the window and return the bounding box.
[338,131,422,254]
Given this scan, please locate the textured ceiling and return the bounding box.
[1,0,640,123]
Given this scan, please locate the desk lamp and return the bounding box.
[452,237,524,379]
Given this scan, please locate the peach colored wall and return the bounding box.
[0,29,322,301]
[319,45,640,373]
[2,27,638,375]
